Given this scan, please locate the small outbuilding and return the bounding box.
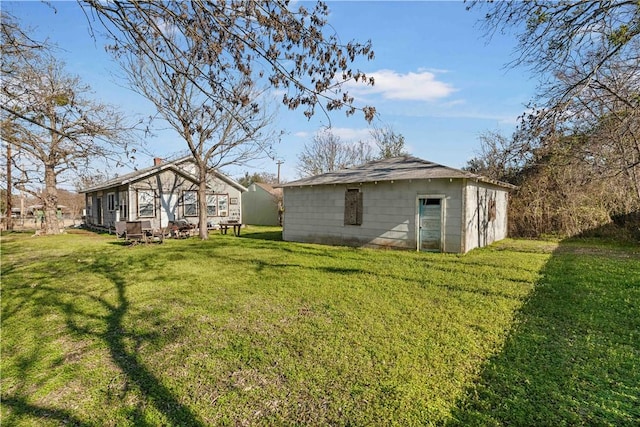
[242,182,283,226]
[280,156,516,253]
[80,156,246,231]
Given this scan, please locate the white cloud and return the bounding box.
[399,107,521,125]
[350,69,456,102]
[294,127,371,141]
[323,127,371,141]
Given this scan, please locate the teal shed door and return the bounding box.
[419,198,442,251]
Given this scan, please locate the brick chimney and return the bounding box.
[154,157,162,166]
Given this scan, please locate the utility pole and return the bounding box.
[276,160,284,184]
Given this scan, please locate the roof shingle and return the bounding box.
[280,156,516,189]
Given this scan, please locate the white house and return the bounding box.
[242,182,283,226]
[280,156,516,253]
[80,156,246,231]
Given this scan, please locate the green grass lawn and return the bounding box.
[1,227,638,426]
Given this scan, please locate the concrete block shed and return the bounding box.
[279,156,516,253]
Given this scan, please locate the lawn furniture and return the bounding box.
[168,219,196,238]
[124,220,164,244]
[219,220,243,236]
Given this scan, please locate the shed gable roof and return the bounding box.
[280,156,516,190]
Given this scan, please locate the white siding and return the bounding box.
[85,168,243,230]
[242,184,280,225]
[206,177,243,224]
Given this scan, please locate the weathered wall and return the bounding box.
[463,180,510,252]
[282,179,466,252]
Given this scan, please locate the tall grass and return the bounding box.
[1,228,637,425]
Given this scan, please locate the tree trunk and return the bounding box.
[42,164,61,235]
[197,163,209,240]
[6,143,13,231]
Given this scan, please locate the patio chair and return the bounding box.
[114,221,127,239]
[125,221,146,244]
[141,220,164,243]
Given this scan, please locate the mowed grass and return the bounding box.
[1,227,638,426]
[450,238,640,426]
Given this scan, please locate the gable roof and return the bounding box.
[253,182,283,197]
[280,156,516,190]
[79,156,247,193]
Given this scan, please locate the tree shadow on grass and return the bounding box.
[1,395,93,427]
[1,253,204,426]
[447,239,640,426]
[238,228,283,241]
[87,258,204,426]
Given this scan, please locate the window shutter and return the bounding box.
[344,189,362,225]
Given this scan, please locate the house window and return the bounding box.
[344,188,363,226]
[137,190,155,217]
[119,191,128,219]
[218,194,228,217]
[107,193,116,211]
[86,196,92,217]
[206,194,217,216]
[183,191,198,216]
[96,198,103,224]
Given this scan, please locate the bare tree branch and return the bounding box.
[79,0,377,124]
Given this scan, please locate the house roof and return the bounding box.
[279,156,517,190]
[79,156,247,193]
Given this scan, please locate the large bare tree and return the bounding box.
[467,1,640,237]
[2,12,137,234]
[117,32,277,239]
[297,128,372,177]
[473,0,640,200]
[1,11,45,231]
[464,130,529,185]
[370,124,408,159]
[2,50,134,234]
[297,124,410,177]
[79,0,376,238]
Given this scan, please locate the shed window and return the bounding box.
[137,190,155,217]
[344,188,363,226]
[183,191,198,216]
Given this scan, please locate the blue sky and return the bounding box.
[5,1,535,183]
